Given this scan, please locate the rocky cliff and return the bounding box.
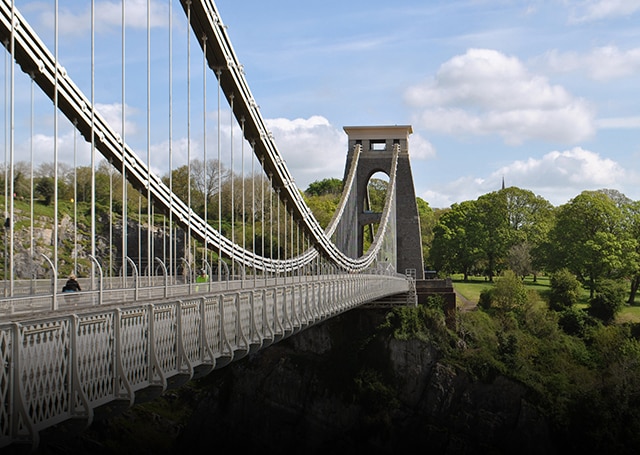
[172,309,554,455]
[29,306,559,455]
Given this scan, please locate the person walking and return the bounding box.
[63,274,81,292]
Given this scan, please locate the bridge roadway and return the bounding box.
[0,271,412,450]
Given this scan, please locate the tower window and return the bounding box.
[371,140,386,151]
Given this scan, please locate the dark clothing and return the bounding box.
[63,279,81,292]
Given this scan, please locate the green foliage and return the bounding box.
[416,197,435,267]
[302,192,340,229]
[429,200,482,279]
[35,177,55,205]
[549,268,582,311]
[379,305,451,347]
[305,178,343,196]
[558,307,598,337]
[547,191,638,297]
[491,270,528,314]
[589,278,627,324]
[478,288,494,310]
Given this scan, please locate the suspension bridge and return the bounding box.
[0,1,433,450]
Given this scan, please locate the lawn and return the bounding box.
[451,273,640,324]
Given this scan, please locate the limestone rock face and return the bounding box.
[176,310,554,455]
[32,309,556,455]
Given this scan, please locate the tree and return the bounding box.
[619,199,640,304]
[429,200,482,280]
[35,177,55,205]
[507,242,532,278]
[547,191,638,298]
[548,268,581,312]
[304,192,340,229]
[366,177,388,212]
[502,186,554,280]
[474,191,512,281]
[589,278,627,324]
[416,197,435,268]
[305,178,342,197]
[492,269,528,314]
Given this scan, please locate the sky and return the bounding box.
[6,0,640,209]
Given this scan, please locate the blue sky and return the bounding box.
[8,0,640,208]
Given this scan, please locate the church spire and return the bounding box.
[501,175,505,190]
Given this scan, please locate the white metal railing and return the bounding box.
[0,272,410,451]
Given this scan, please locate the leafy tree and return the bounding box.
[547,190,637,298]
[502,186,555,280]
[558,306,594,337]
[474,191,512,281]
[492,269,528,314]
[621,199,640,303]
[429,200,482,280]
[305,178,342,196]
[35,177,54,205]
[366,177,388,212]
[548,268,582,311]
[416,197,435,267]
[507,241,532,278]
[589,278,627,324]
[304,192,340,229]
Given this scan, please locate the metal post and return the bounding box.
[125,256,138,301]
[41,253,57,310]
[155,257,168,298]
[181,258,192,295]
[88,255,103,306]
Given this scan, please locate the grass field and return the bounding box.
[451,273,640,324]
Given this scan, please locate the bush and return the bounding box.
[558,307,596,337]
[478,288,494,310]
[549,268,581,311]
[588,279,627,324]
[492,270,527,313]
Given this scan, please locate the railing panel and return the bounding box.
[238,293,252,351]
[180,300,203,367]
[118,308,150,391]
[203,297,222,358]
[251,290,265,344]
[76,313,117,407]
[152,304,179,376]
[222,295,238,351]
[18,319,72,431]
[0,326,12,446]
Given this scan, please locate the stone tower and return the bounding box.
[341,125,424,279]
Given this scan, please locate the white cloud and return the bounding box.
[408,133,436,160]
[541,46,640,80]
[405,49,595,145]
[265,116,347,189]
[28,0,169,36]
[569,0,640,22]
[95,102,140,138]
[494,147,633,204]
[421,147,638,208]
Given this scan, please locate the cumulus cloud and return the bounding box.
[493,147,634,205]
[265,116,347,190]
[405,49,595,145]
[541,46,640,80]
[95,102,140,138]
[568,0,640,22]
[420,147,638,208]
[408,133,436,160]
